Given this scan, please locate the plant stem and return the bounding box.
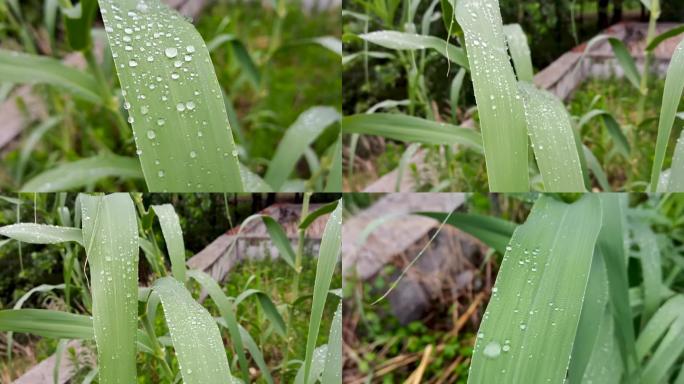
[142,312,174,380]
[636,1,660,124]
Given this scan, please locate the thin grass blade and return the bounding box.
[467,195,602,383]
[517,82,585,191]
[650,39,684,191]
[152,276,234,383]
[359,31,469,69]
[456,0,529,192]
[503,24,533,82]
[80,193,138,384]
[303,200,342,383]
[342,113,483,149]
[0,309,93,339]
[607,38,641,91]
[20,154,143,192]
[261,216,297,270]
[321,300,342,384]
[98,0,244,192]
[151,204,186,283]
[418,212,516,255]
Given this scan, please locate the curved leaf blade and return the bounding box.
[0,309,94,340]
[151,204,186,283]
[359,31,469,70]
[503,24,533,82]
[0,223,83,245]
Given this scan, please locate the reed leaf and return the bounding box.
[0,309,94,339]
[468,195,602,383]
[503,24,533,82]
[359,31,469,69]
[321,300,342,384]
[456,0,529,192]
[151,204,186,283]
[152,277,234,383]
[0,223,82,245]
[80,193,139,384]
[98,0,244,192]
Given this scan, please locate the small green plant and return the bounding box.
[0,194,342,383]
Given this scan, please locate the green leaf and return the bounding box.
[187,270,253,382]
[607,38,642,92]
[518,82,585,192]
[633,222,663,323]
[503,24,533,82]
[646,25,684,51]
[261,216,297,270]
[0,49,101,103]
[237,325,274,383]
[637,295,684,383]
[304,200,342,383]
[450,68,466,121]
[667,129,684,191]
[418,211,516,255]
[456,0,529,192]
[359,31,469,70]
[232,288,286,336]
[299,201,339,230]
[80,193,139,384]
[62,0,97,50]
[342,113,483,149]
[0,309,94,339]
[98,0,244,192]
[265,107,341,190]
[20,154,144,192]
[206,34,261,88]
[468,195,603,383]
[16,117,63,185]
[321,300,342,384]
[650,39,684,192]
[0,223,82,245]
[151,204,186,283]
[152,277,234,383]
[583,145,612,191]
[325,135,342,192]
[577,109,630,158]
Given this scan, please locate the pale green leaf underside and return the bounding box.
[151,204,186,283]
[0,223,83,245]
[265,106,340,190]
[468,195,602,383]
[651,39,684,191]
[98,0,243,192]
[0,49,101,103]
[359,31,469,70]
[518,82,585,192]
[152,277,234,384]
[503,24,533,82]
[80,193,139,384]
[20,154,143,192]
[342,113,483,150]
[456,0,529,192]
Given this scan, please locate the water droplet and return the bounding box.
[176,103,186,112]
[174,60,183,68]
[157,118,166,126]
[158,170,165,178]
[147,130,156,139]
[140,106,149,115]
[165,47,178,58]
[186,45,196,53]
[189,151,197,158]
[483,341,501,358]
[186,101,196,110]
[171,73,180,80]
[231,149,238,157]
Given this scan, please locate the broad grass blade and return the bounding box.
[187,270,253,382]
[21,154,143,192]
[503,24,533,82]
[152,277,234,383]
[321,300,342,384]
[359,31,469,69]
[518,82,585,192]
[299,201,338,230]
[264,107,341,190]
[646,25,684,51]
[62,0,97,50]
[261,216,297,270]
[650,39,684,192]
[456,0,529,192]
[667,130,684,191]
[343,113,483,149]
[80,193,139,384]
[633,222,663,323]
[636,295,684,383]
[577,109,630,157]
[468,195,602,383]
[98,0,244,192]
[0,49,101,103]
[151,205,186,283]
[0,309,94,339]
[607,38,642,91]
[304,200,342,383]
[418,212,516,255]
[0,224,82,245]
[579,307,624,384]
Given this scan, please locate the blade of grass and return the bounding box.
[646,25,684,51]
[583,145,612,191]
[456,0,529,192]
[62,0,97,50]
[80,193,138,384]
[261,216,297,270]
[636,295,684,383]
[359,31,469,69]
[303,200,342,383]
[325,135,342,192]
[264,106,341,190]
[343,113,483,149]
[649,39,684,192]
[98,0,244,192]
[187,270,253,382]
[503,24,533,82]
[450,68,466,121]
[0,223,82,244]
[467,195,602,383]
[607,38,641,91]
[518,82,585,192]
[0,49,101,103]
[0,309,94,339]
[667,130,684,191]
[577,109,630,157]
[152,276,234,383]
[633,222,663,324]
[20,154,144,192]
[299,201,338,230]
[578,307,624,384]
[233,288,286,336]
[151,204,186,283]
[321,300,342,384]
